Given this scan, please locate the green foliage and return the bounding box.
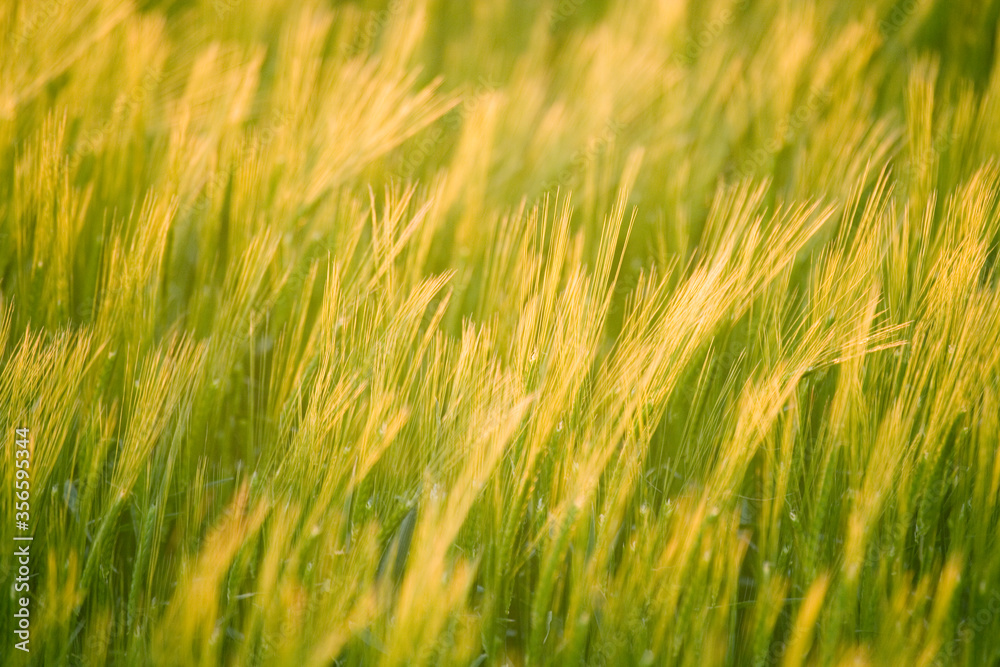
[3,0,1000,664]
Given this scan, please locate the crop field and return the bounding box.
[2,0,1000,664]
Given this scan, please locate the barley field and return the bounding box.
[2,0,1000,665]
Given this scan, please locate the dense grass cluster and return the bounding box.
[3,0,1000,664]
